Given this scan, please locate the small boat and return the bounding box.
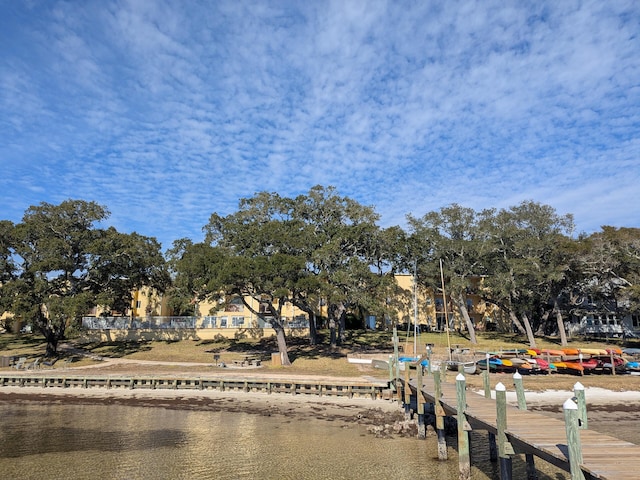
[528,357,550,373]
[446,360,477,375]
[579,348,608,356]
[476,356,503,371]
[541,349,564,357]
[372,359,389,369]
[562,348,580,356]
[551,361,584,374]
[510,357,533,373]
[580,358,599,371]
[625,361,640,372]
[622,348,640,356]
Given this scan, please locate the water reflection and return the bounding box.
[0,401,573,480]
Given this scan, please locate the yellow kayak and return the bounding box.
[579,348,607,356]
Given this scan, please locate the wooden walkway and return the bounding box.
[404,374,640,480]
[0,373,388,399]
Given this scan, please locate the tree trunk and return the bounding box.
[337,308,346,345]
[328,303,346,347]
[274,324,291,366]
[453,292,478,344]
[521,312,537,349]
[308,311,317,345]
[508,310,526,336]
[554,299,568,346]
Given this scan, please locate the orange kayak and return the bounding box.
[562,348,580,356]
[542,349,564,357]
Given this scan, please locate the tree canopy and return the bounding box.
[2,190,639,355]
[0,200,168,356]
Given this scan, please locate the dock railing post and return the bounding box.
[456,373,471,480]
[416,360,426,438]
[483,353,491,397]
[433,370,447,460]
[513,372,538,480]
[573,382,587,430]
[393,327,400,391]
[484,353,498,462]
[404,361,412,419]
[495,382,514,480]
[563,398,585,480]
[440,360,447,383]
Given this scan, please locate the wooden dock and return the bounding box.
[0,373,388,399]
[400,372,640,480]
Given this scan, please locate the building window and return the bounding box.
[202,316,217,328]
[136,300,142,309]
[219,317,228,328]
[232,316,245,327]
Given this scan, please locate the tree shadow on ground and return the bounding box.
[81,340,153,358]
[197,329,394,363]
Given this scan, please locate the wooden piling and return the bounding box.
[433,370,447,460]
[495,382,513,480]
[456,373,471,480]
[563,398,585,480]
[513,372,538,480]
[573,382,587,429]
[416,361,426,439]
[483,358,497,462]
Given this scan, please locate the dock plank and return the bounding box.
[407,375,640,480]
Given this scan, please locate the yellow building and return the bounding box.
[81,275,502,341]
[392,274,499,332]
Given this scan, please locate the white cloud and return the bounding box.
[0,0,638,248]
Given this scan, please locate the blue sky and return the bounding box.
[1,1,638,249]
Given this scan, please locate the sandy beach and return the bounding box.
[2,375,640,438]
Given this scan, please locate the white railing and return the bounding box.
[82,315,310,330]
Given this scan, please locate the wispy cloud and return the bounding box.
[1,0,638,247]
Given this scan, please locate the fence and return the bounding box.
[81,316,310,330]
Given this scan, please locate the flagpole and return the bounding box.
[413,259,418,356]
[440,259,452,361]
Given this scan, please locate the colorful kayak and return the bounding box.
[579,348,608,355]
[541,349,564,357]
[562,348,580,356]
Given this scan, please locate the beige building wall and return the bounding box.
[393,274,499,331]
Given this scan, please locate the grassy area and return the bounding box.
[2,329,639,380]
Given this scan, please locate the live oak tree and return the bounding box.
[480,201,575,348]
[407,204,490,344]
[1,200,168,356]
[291,186,396,346]
[575,227,640,320]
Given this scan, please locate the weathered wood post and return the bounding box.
[495,382,513,480]
[393,327,400,395]
[609,350,616,376]
[433,369,448,460]
[456,373,471,480]
[416,359,426,438]
[578,352,584,376]
[388,354,394,390]
[484,353,497,462]
[513,372,538,480]
[404,361,412,419]
[573,382,587,430]
[483,353,491,397]
[563,398,585,480]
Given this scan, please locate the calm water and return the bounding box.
[0,401,597,480]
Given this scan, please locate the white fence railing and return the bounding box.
[82,316,309,330]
